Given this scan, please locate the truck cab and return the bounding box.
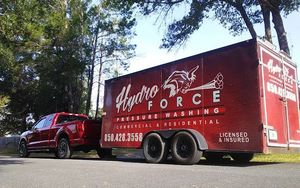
[19,112,102,159]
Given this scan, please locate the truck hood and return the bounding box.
[20,130,31,137]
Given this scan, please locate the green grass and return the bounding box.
[253,153,300,163]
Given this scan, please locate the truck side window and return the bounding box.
[43,114,55,128]
[33,118,46,129]
[56,115,87,124]
[69,115,88,122]
[56,115,69,124]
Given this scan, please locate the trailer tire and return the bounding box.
[171,131,202,165]
[56,138,72,159]
[230,153,254,163]
[143,133,168,163]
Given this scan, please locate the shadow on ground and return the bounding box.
[0,159,25,166]
[198,158,281,167]
[72,155,281,167]
[0,156,26,166]
[0,151,281,167]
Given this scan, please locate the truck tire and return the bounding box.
[19,140,30,158]
[230,153,254,163]
[143,133,168,163]
[56,138,72,159]
[97,148,113,159]
[171,131,202,165]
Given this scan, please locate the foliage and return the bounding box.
[213,1,262,37]
[0,0,53,134]
[34,0,90,114]
[0,96,9,109]
[0,0,136,135]
[85,2,136,117]
[104,0,299,53]
[258,0,300,54]
[103,0,261,49]
[279,0,300,15]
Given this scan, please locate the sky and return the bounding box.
[91,9,300,111]
[128,11,300,75]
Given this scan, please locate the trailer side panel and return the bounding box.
[101,39,266,153]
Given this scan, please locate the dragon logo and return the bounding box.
[162,66,224,97]
[162,66,199,97]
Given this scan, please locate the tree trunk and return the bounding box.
[271,9,290,55]
[77,73,84,113]
[95,37,104,119]
[85,66,91,114]
[66,84,74,112]
[94,57,103,119]
[228,1,257,39]
[85,27,99,115]
[74,76,83,113]
[260,3,272,43]
[239,7,257,38]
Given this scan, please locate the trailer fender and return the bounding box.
[156,130,176,140]
[186,129,208,150]
[150,129,208,151]
[141,130,176,149]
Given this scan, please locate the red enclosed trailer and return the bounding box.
[100,39,300,164]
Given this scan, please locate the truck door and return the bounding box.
[27,118,46,149]
[39,114,55,148]
[260,46,300,148]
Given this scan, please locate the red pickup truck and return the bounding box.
[19,112,107,159]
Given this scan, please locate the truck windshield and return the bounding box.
[56,115,88,124]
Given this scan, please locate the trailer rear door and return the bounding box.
[259,44,300,148]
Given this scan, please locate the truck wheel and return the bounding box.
[56,138,72,159]
[171,132,202,165]
[19,140,30,158]
[143,133,168,163]
[230,153,254,163]
[97,148,113,159]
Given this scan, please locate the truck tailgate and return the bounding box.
[81,120,101,139]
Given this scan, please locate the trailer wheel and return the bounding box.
[143,133,168,163]
[56,138,72,159]
[171,132,202,165]
[230,153,254,163]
